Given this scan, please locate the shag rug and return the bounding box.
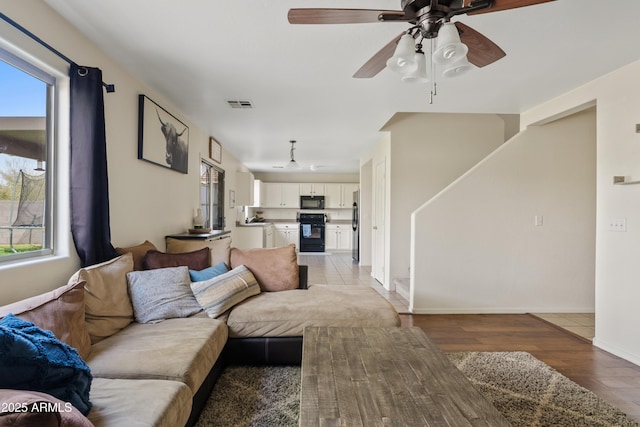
[195,352,639,427]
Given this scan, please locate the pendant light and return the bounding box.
[285,140,302,170]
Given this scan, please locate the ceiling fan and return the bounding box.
[288,0,555,79]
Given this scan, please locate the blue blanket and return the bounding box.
[0,314,92,415]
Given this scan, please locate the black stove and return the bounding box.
[297,213,325,252]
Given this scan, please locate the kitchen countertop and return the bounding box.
[236,222,273,227]
[237,219,352,226]
[166,229,231,239]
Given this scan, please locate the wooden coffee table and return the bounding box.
[300,326,511,426]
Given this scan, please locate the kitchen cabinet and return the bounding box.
[325,224,352,251]
[235,172,255,206]
[263,183,300,208]
[274,223,299,249]
[264,224,275,248]
[299,183,325,196]
[233,226,263,249]
[252,179,265,207]
[234,224,275,249]
[325,183,359,208]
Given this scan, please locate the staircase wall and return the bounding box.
[379,113,509,288]
[410,108,596,313]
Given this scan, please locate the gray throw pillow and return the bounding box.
[126,266,202,323]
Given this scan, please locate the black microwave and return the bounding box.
[300,195,324,210]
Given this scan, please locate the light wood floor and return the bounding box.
[298,252,640,422]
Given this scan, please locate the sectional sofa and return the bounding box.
[0,238,400,427]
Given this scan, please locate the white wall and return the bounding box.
[410,108,596,314]
[0,1,245,304]
[522,60,640,365]
[382,113,507,287]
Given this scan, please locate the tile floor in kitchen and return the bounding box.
[298,253,596,342]
[530,312,595,342]
[297,252,410,314]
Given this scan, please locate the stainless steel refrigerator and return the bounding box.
[352,190,359,262]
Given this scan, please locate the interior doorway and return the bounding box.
[372,158,386,285]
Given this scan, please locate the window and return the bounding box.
[0,49,54,261]
[200,159,225,230]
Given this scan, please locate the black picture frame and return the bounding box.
[138,94,189,174]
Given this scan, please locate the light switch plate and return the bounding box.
[609,218,627,232]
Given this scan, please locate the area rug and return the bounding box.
[195,352,639,427]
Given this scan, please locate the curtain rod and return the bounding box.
[0,12,115,93]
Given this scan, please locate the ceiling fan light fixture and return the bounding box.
[442,56,473,78]
[433,22,468,65]
[386,33,418,74]
[401,50,429,84]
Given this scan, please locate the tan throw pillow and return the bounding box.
[68,253,135,344]
[115,240,158,271]
[191,265,260,318]
[230,244,299,292]
[166,236,231,267]
[0,281,91,360]
[144,248,210,270]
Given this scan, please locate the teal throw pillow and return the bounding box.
[190,262,229,282]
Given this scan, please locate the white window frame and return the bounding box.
[0,47,55,263]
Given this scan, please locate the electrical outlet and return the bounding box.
[608,218,627,232]
[534,215,544,227]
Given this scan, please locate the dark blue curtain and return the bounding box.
[69,64,117,267]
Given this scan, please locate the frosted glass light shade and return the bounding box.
[442,56,473,78]
[401,51,429,83]
[433,22,468,65]
[386,34,418,74]
[285,160,302,170]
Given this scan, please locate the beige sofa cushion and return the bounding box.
[0,281,91,360]
[87,317,228,394]
[230,244,299,291]
[68,253,134,344]
[226,284,401,338]
[88,378,192,427]
[166,236,231,267]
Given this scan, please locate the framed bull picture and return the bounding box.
[138,94,189,174]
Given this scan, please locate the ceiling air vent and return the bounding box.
[226,100,254,109]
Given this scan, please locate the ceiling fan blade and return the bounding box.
[465,0,555,15]
[288,9,405,24]
[455,22,505,67]
[353,33,405,78]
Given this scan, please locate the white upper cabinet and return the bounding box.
[325,183,359,208]
[264,182,300,208]
[299,183,325,196]
[235,172,255,206]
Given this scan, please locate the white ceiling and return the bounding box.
[43,0,640,174]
